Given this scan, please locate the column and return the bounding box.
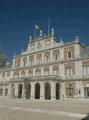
[30,82,35,100]
[15,83,18,98]
[40,82,44,100]
[8,83,11,97]
[51,81,56,100]
[80,82,85,98]
[60,82,65,101]
[22,83,26,99]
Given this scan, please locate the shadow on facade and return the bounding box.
[81,113,89,120]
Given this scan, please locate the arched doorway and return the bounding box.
[56,83,60,100]
[18,84,22,98]
[11,84,15,97]
[35,83,40,99]
[26,84,31,99]
[45,82,51,99]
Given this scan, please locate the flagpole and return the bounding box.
[34,26,36,40]
[34,25,40,40]
[48,16,50,36]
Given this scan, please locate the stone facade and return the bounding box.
[0,32,89,100]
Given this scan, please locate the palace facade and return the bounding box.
[0,29,89,100]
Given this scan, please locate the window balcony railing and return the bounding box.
[13,56,83,69]
[9,74,89,82]
[9,75,61,82]
[25,59,64,67]
[23,75,62,81]
[66,74,89,80]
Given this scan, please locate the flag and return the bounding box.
[35,24,39,29]
[34,24,40,39]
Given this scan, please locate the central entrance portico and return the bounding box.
[21,75,62,100]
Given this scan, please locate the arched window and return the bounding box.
[18,84,23,98]
[37,42,42,48]
[21,70,26,78]
[45,40,51,46]
[35,83,40,99]
[53,65,59,75]
[44,67,49,75]
[67,52,72,59]
[53,50,59,61]
[56,83,60,99]
[53,53,58,60]
[11,84,15,97]
[36,54,42,64]
[35,68,41,76]
[13,71,19,78]
[45,82,51,99]
[14,59,20,68]
[22,57,27,67]
[28,69,33,77]
[44,52,50,62]
[29,56,34,65]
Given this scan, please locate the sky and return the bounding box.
[0,0,89,62]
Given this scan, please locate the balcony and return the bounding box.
[11,75,62,82]
[25,75,62,82]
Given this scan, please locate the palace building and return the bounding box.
[0,28,89,100]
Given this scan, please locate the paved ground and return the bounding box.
[0,97,89,120]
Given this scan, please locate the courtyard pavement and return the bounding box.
[0,97,89,120]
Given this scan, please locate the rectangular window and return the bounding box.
[67,52,72,59]
[66,68,73,77]
[84,66,89,75]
